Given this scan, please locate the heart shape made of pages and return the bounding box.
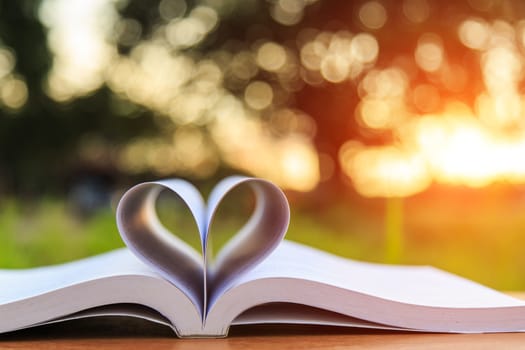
[115,176,290,315]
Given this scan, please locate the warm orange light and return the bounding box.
[343,102,525,197]
[359,1,387,30]
[341,17,525,197]
[414,33,444,72]
[340,142,430,197]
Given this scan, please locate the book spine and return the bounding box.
[176,326,229,338]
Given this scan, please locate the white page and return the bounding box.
[204,240,525,335]
[0,249,202,336]
[235,240,524,308]
[231,302,407,330]
[116,180,206,312]
[116,176,290,316]
[0,249,155,302]
[205,177,290,303]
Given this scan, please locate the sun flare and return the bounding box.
[340,17,525,197]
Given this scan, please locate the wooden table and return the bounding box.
[1,293,525,349]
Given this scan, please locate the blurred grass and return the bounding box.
[1,185,525,291]
[0,199,124,268]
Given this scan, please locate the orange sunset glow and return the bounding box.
[339,15,525,197]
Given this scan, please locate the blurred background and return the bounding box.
[1,0,525,290]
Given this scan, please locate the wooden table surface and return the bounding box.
[1,293,525,349]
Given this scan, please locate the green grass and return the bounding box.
[0,199,124,268]
[1,186,525,291]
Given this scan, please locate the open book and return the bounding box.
[1,176,525,338]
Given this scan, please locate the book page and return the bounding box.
[0,249,201,336]
[205,177,290,304]
[241,240,525,308]
[0,250,148,302]
[231,302,407,331]
[205,241,525,334]
[37,304,175,333]
[117,180,206,312]
[116,176,290,316]
[3,250,160,299]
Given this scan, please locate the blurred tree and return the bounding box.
[113,0,489,195]
[0,0,159,196]
[2,0,525,200]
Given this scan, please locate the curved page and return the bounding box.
[116,180,206,312]
[116,176,290,316]
[205,177,290,309]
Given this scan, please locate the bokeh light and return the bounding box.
[403,0,430,24]
[1,77,28,110]
[256,42,288,72]
[358,1,387,30]
[458,18,490,50]
[39,0,117,101]
[414,33,444,72]
[336,12,525,197]
[244,81,273,110]
[300,30,378,84]
[29,0,525,198]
